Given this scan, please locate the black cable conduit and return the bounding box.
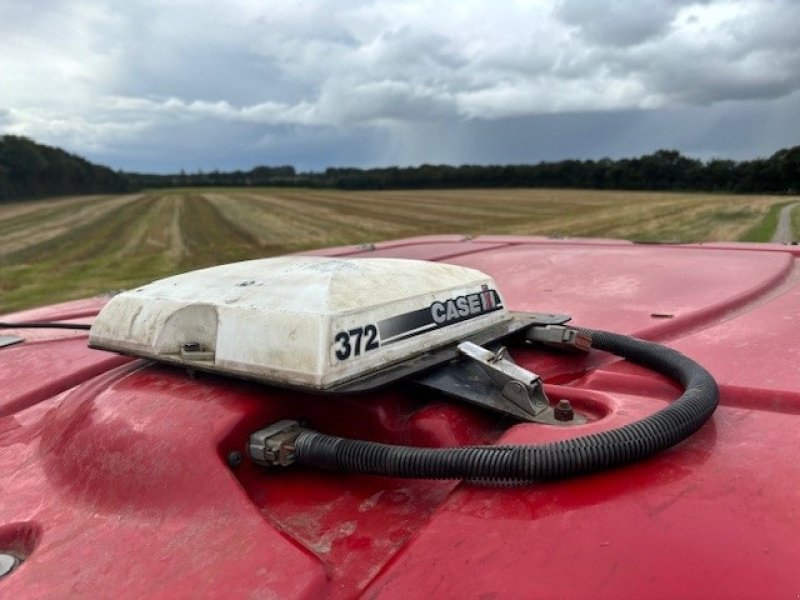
[290,328,719,484]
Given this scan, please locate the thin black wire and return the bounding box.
[0,321,91,331]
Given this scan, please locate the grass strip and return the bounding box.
[738,200,794,242]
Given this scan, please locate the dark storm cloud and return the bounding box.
[1,0,798,171]
[96,119,393,173]
[555,0,698,46]
[554,0,800,106]
[356,90,800,168]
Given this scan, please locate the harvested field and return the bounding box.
[0,188,796,313]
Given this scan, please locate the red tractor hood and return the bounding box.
[1,236,799,599]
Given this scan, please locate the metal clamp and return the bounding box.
[414,339,587,425]
[457,341,550,417]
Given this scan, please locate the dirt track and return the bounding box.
[770,202,800,243]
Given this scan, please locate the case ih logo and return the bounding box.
[430,285,499,325]
[377,285,503,346]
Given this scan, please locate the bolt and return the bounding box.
[226,450,244,469]
[553,399,574,421]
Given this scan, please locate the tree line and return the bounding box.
[0,135,130,201]
[1,134,798,203]
[127,147,800,194]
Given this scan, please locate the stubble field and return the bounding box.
[0,187,797,313]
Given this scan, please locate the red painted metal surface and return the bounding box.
[1,237,799,599]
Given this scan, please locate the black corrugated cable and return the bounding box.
[286,327,718,485]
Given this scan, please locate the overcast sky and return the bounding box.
[1,0,799,172]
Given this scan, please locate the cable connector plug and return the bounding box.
[248,420,305,467]
[527,325,592,352]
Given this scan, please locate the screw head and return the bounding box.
[226,450,244,469]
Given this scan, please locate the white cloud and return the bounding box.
[1,0,798,169]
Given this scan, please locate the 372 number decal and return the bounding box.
[334,324,379,360]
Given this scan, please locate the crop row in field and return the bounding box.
[0,188,797,313]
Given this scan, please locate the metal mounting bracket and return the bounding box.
[457,341,550,416]
[414,340,586,425]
